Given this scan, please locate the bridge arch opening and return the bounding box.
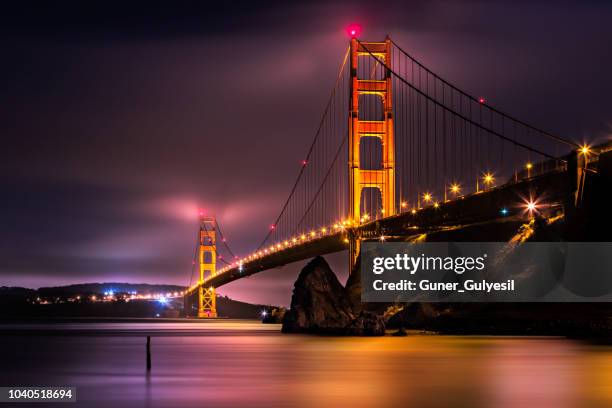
[360,187,383,219]
[203,251,213,264]
[358,93,384,121]
[359,136,383,170]
[357,55,386,80]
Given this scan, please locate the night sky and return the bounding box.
[2,1,611,306]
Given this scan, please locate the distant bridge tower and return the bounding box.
[198,216,217,318]
[348,37,396,269]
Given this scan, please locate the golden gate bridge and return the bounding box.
[184,35,608,318]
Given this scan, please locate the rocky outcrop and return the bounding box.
[345,311,385,336]
[282,256,385,335]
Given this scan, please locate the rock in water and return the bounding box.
[392,326,408,337]
[282,256,355,334]
[344,253,362,313]
[345,311,386,336]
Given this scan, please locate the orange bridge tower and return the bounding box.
[198,216,217,318]
[348,37,396,269]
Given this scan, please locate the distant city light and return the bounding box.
[500,208,509,216]
[261,310,268,317]
[157,296,168,305]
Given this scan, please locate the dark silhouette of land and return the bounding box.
[0,283,274,319]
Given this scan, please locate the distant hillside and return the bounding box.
[0,284,274,319]
[36,282,186,297]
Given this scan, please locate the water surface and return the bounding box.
[1,320,612,407]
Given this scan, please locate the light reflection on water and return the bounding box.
[1,321,612,407]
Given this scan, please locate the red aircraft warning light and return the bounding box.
[347,24,362,38]
[478,97,486,104]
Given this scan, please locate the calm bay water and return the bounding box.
[1,320,612,407]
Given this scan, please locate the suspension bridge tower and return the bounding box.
[348,36,396,269]
[197,215,217,318]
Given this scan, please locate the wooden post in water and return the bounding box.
[146,336,151,371]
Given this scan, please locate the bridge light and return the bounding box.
[579,145,591,156]
[526,162,533,170]
[423,192,433,203]
[433,202,440,209]
[379,235,385,241]
[526,201,537,213]
[343,237,349,243]
[450,183,461,194]
[300,234,306,240]
[321,227,327,234]
[270,224,276,230]
[401,201,407,208]
[381,209,386,214]
[482,172,495,186]
[346,23,362,38]
[261,310,268,317]
[478,97,486,104]
[301,160,308,166]
[310,231,316,237]
[411,209,417,215]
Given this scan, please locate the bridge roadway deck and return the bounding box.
[194,169,573,290]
